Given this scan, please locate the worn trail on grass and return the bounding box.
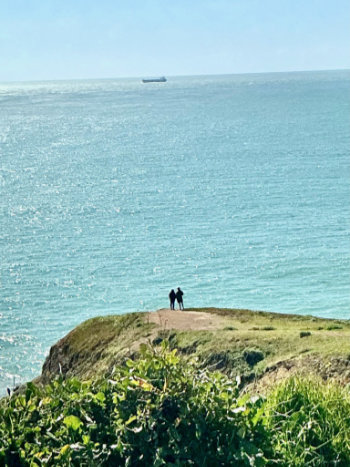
[37,307,350,391]
[146,309,226,331]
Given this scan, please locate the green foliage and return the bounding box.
[0,343,268,466]
[1,346,350,466]
[265,377,350,465]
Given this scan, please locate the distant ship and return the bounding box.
[142,76,167,83]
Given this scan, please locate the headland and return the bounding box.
[36,307,350,390]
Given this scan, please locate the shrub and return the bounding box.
[2,346,350,466]
[243,349,265,366]
[0,343,268,466]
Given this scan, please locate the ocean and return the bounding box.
[0,70,349,393]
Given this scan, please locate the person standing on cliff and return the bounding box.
[175,287,184,310]
[169,289,176,310]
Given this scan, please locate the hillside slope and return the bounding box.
[36,308,350,389]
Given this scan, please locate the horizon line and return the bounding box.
[1,67,349,86]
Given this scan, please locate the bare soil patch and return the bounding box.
[146,308,225,331]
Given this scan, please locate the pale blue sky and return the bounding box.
[1,0,349,81]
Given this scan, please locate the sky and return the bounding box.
[1,0,349,82]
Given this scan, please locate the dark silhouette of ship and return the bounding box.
[142,76,167,83]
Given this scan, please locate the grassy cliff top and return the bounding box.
[37,308,350,390]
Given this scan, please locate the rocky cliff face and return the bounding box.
[37,312,153,385]
[40,336,72,384]
[39,334,109,384]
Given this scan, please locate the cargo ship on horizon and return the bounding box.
[142,76,167,83]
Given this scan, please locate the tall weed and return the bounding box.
[265,376,350,465]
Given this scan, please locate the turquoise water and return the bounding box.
[1,70,349,392]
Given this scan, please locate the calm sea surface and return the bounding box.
[1,71,349,392]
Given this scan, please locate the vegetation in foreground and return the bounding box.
[1,343,350,466]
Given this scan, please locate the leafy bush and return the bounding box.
[2,344,350,466]
[0,343,268,466]
[265,377,350,465]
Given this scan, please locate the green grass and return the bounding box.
[265,376,350,465]
[181,309,350,380]
[37,308,350,389]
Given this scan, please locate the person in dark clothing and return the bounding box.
[169,289,176,310]
[175,287,184,310]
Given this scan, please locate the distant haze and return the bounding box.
[1,0,350,82]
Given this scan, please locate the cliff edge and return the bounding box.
[37,307,350,390]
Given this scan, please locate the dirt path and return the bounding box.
[146,308,225,331]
